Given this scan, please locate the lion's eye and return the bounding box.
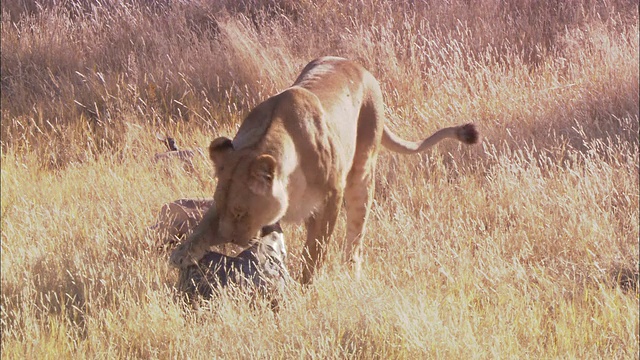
[232,208,246,220]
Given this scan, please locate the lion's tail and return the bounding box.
[381,123,479,154]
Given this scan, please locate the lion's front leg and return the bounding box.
[301,190,343,284]
[169,205,219,268]
[169,239,204,268]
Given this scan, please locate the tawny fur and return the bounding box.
[149,198,241,255]
[170,57,480,283]
[149,198,213,247]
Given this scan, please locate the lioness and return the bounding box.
[170,56,479,283]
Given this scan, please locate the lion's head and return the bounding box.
[208,137,288,247]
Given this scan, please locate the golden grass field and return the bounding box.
[1,0,638,358]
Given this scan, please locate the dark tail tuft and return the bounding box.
[456,123,480,144]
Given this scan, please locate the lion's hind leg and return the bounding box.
[344,162,376,280]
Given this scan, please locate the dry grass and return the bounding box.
[1,0,638,358]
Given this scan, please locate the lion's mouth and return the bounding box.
[260,222,283,237]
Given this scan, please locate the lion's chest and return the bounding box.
[282,168,324,223]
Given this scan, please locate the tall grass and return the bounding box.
[1,0,638,358]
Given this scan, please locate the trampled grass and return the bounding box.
[1,1,638,358]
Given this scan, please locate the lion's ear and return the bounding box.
[209,137,233,172]
[249,154,277,195]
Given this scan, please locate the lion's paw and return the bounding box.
[169,243,198,268]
